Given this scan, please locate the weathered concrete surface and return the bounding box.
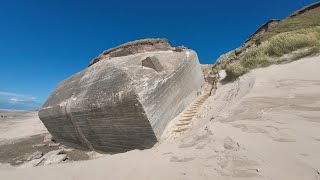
[39,45,205,153]
[142,56,164,72]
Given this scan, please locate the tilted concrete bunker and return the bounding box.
[39,39,205,153]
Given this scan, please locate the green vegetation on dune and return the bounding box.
[264,27,320,56]
[201,64,214,75]
[215,4,320,80]
[261,7,320,41]
[225,26,320,80]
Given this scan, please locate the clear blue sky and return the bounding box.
[0,0,318,110]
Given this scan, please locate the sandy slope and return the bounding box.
[1,56,320,180]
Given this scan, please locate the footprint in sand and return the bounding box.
[170,156,195,162]
[224,137,240,150]
[313,137,320,142]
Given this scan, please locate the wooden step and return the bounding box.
[181,114,194,118]
[184,111,197,115]
[186,111,197,114]
[179,118,192,122]
[176,122,190,126]
[179,116,192,120]
[193,102,203,105]
[186,109,197,112]
[173,127,189,133]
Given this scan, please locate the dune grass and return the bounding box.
[215,6,320,80]
[225,26,320,80]
[216,51,235,65]
[264,27,320,56]
[201,64,214,75]
[259,7,320,42]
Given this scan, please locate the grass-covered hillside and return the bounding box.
[214,2,320,80]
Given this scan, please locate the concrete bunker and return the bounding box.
[39,39,205,153]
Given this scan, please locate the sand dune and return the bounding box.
[1,56,320,179]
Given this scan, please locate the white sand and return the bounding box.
[0,111,47,144]
[1,56,320,179]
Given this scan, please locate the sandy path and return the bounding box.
[1,56,320,179]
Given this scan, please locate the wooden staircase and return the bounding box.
[172,87,212,133]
